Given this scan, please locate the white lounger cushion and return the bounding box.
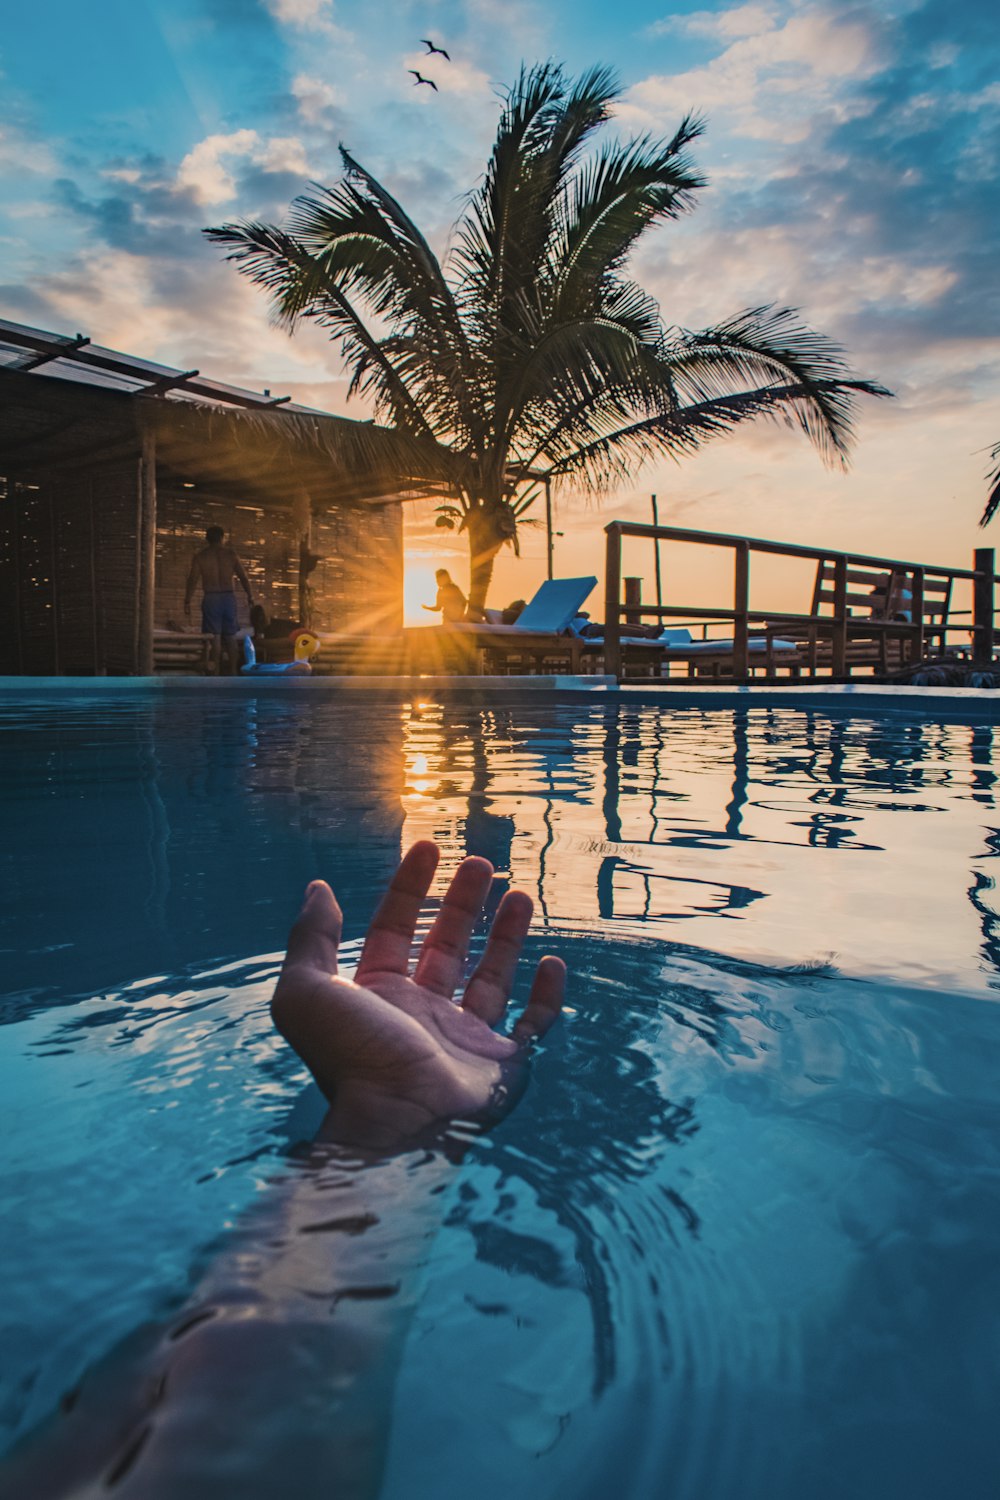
[662,636,798,654]
[578,628,798,653]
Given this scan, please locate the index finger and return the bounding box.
[356,841,440,980]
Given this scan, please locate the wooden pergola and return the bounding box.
[0,318,455,674]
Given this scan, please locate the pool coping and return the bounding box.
[0,672,616,696]
[2,673,1000,716]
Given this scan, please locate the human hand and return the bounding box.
[271,842,564,1150]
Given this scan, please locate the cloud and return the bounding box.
[174,129,312,205]
[0,123,58,178]
[176,129,260,205]
[615,0,1000,398]
[255,136,311,175]
[263,0,349,41]
[291,73,339,125]
[624,4,887,142]
[266,0,328,25]
[649,3,780,41]
[5,233,345,399]
[401,51,492,100]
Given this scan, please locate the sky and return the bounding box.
[2,0,998,623]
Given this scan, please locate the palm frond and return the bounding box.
[549,118,706,319]
[204,219,439,439]
[980,440,1000,526]
[664,307,892,465]
[452,64,619,344]
[544,379,888,491]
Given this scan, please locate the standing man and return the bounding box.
[184,525,254,674]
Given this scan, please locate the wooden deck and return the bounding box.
[602,524,996,685]
[151,527,997,686]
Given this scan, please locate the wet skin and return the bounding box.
[1,843,564,1498]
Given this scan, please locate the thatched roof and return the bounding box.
[0,318,456,508]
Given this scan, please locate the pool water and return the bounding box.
[1,692,998,1498]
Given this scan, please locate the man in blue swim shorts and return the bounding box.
[184,525,255,674]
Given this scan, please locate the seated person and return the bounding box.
[249,604,308,663]
[867,572,913,622]
[423,569,467,623]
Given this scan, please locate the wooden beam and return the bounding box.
[16,335,90,372]
[142,369,199,396]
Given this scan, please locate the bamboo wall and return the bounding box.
[156,488,403,636]
[0,466,404,674]
[0,461,141,675]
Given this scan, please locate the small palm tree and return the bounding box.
[981,440,1000,525]
[206,62,888,615]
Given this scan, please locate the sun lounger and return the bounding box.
[658,631,802,678]
[578,626,802,678]
[406,577,598,675]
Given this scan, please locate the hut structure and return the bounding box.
[0,318,450,675]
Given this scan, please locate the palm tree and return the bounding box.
[206,62,888,616]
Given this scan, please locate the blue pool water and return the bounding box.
[1,691,999,1498]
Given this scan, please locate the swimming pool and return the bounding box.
[2,690,998,1498]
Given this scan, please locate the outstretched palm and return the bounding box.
[272,841,564,1148]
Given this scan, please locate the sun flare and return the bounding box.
[403,558,440,627]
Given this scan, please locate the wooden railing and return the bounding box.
[603,522,995,682]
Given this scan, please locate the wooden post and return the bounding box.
[138,425,157,675]
[292,489,313,627]
[545,478,553,581]
[12,484,24,674]
[651,494,663,614]
[733,540,749,682]
[831,554,848,678]
[48,487,61,675]
[911,567,925,663]
[604,524,622,680]
[624,575,642,626]
[88,478,101,674]
[973,547,995,666]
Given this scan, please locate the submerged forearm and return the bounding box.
[1,1138,456,1500]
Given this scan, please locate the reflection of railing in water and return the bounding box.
[603,521,995,682]
[967,724,1000,979]
[398,699,1000,987]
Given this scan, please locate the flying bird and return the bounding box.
[421,39,450,59]
[409,70,439,90]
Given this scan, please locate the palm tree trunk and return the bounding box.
[464,504,507,619]
[467,545,497,621]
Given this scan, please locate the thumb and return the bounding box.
[282,880,342,977]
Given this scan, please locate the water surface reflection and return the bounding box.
[2,694,999,1499]
[399,702,1000,989]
